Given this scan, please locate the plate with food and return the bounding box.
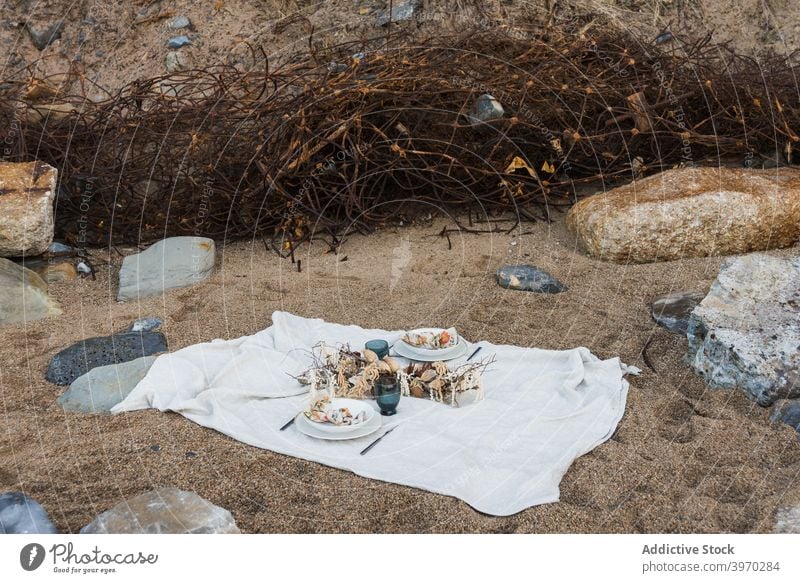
[393,327,469,361]
[296,398,382,439]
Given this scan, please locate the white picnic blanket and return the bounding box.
[112,311,634,516]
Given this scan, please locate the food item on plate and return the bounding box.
[305,398,367,426]
[402,328,457,350]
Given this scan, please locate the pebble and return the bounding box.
[469,94,504,124]
[26,21,64,51]
[46,241,77,257]
[117,237,215,301]
[57,356,157,414]
[128,316,163,333]
[650,291,705,335]
[376,0,421,26]
[80,488,241,534]
[168,15,192,30]
[166,36,191,49]
[0,258,62,325]
[165,50,191,72]
[496,264,567,294]
[46,331,168,386]
[0,492,58,534]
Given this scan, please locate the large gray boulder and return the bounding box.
[80,488,240,534]
[0,492,58,534]
[117,237,215,301]
[687,253,800,406]
[0,258,62,325]
[58,356,157,413]
[567,167,800,263]
[0,161,58,257]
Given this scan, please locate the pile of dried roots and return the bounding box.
[1,22,797,247]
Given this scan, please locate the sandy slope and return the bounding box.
[1,214,798,533]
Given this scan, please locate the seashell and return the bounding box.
[432,361,448,376]
[413,363,426,374]
[363,349,379,363]
[327,407,344,425]
[375,360,392,374]
[428,378,444,392]
[383,356,401,374]
[410,378,426,397]
[420,369,438,383]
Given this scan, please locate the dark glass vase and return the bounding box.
[375,374,401,416]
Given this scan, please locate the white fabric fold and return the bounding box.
[112,311,631,516]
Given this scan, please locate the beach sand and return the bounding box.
[1,213,799,533]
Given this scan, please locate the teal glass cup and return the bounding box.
[365,339,389,360]
[375,374,401,416]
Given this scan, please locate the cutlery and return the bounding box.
[465,346,482,361]
[360,425,400,455]
[279,416,297,431]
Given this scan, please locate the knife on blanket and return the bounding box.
[279,416,296,431]
[360,425,400,455]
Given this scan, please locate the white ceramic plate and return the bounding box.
[296,407,382,441]
[303,398,376,434]
[396,328,464,360]
[393,337,470,362]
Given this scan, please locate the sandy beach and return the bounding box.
[1,213,799,533]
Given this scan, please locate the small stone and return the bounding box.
[149,444,161,452]
[0,258,62,325]
[164,50,190,72]
[496,265,567,294]
[327,62,348,73]
[57,356,157,413]
[46,242,77,257]
[769,400,800,433]
[128,316,163,333]
[76,261,93,277]
[687,253,800,406]
[185,451,197,458]
[0,161,58,257]
[46,331,168,386]
[773,506,800,533]
[168,15,191,30]
[26,21,64,50]
[650,291,705,334]
[20,259,78,283]
[117,237,215,301]
[469,94,504,124]
[80,488,240,534]
[166,35,191,49]
[376,0,421,26]
[0,492,58,534]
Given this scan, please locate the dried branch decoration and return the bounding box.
[297,342,491,406]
